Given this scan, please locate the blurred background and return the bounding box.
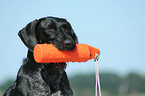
[0,0,145,96]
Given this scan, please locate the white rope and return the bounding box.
[95,60,102,96]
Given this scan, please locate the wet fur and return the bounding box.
[4,17,78,96]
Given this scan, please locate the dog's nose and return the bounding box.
[64,40,75,46]
[64,40,76,50]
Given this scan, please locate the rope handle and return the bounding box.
[95,55,102,96]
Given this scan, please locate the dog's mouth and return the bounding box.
[44,62,67,70]
[49,40,76,51]
[53,62,67,70]
[53,44,76,51]
[55,62,66,65]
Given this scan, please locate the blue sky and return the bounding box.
[0,0,145,84]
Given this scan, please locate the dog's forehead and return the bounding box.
[40,17,69,27]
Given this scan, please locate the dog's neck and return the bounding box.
[27,50,35,62]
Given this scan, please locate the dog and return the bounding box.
[4,16,78,96]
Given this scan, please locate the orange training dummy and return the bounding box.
[33,44,100,63]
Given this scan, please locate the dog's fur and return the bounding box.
[4,17,78,96]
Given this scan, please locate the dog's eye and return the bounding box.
[65,28,69,32]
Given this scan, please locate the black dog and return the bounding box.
[4,17,78,96]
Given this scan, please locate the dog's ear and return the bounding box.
[18,20,39,52]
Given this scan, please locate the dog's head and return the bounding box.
[18,17,78,52]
